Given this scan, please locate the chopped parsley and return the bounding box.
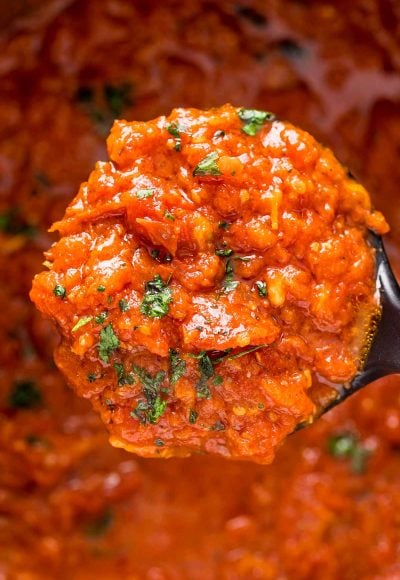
[154,438,165,447]
[328,432,370,474]
[196,351,215,399]
[140,274,172,319]
[193,152,221,177]
[25,434,48,448]
[210,420,225,431]
[213,375,223,385]
[0,207,37,238]
[136,188,155,199]
[85,508,114,538]
[169,349,186,384]
[72,315,93,332]
[104,82,132,118]
[87,373,98,383]
[105,399,117,411]
[97,285,106,292]
[255,280,268,297]
[98,324,120,363]
[131,365,167,424]
[166,122,182,151]
[76,82,133,135]
[118,299,130,313]
[8,380,43,410]
[218,221,230,230]
[238,108,275,136]
[227,344,267,360]
[53,284,66,299]
[165,210,175,221]
[215,245,233,257]
[94,311,108,324]
[189,409,199,424]
[114,362,135,386]
[222,259,239,292]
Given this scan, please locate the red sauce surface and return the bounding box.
[1,0,400,577]
[31,104,387,463]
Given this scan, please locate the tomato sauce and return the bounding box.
[2,0,400,577]
[31,104,387,463]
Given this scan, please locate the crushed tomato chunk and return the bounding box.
[31,104,388,463]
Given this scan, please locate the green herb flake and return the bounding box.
[227,344,266,361]
[8,380,43,410]
[104,82,132,119]
[85,508,114,538]
[147,396,167,424]
[53,284,66,299]
[105,398,117,411]
[97,285,106,292]
[218,221,230,230]
[222,259,239,292]
[189,409,199,424]
[72,315,93,332]
[238,108,276,136]
[154,438,165,447]
[25,434,48,448]
[328,432,370,474]
[195,351,215,399]
[132,365,168,424]
[166,122,182,151]
[215,246,233,257]
[136,188,155,199]
[76,83,132,136]
[98,324,120,363]
[0,208,37,238]
[87,373,98,383]
[169,349,186,384]
[256,280,268,297]
[140,274,172,319]
[118,299,130,313]
[114,362,135,386]
[193,152,221,177]
[210,420,225,431]
[94,311,108,324]
[165,210,175,221]
[213,375,223,386]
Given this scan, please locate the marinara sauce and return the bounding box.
[31,104,387,463]
[1,0,400,578]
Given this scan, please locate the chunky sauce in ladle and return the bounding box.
[2,1,400,577]
[31,104,388,463]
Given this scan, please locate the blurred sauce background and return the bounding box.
[1,1,400,578]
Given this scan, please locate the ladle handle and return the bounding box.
[351,235,400,390]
